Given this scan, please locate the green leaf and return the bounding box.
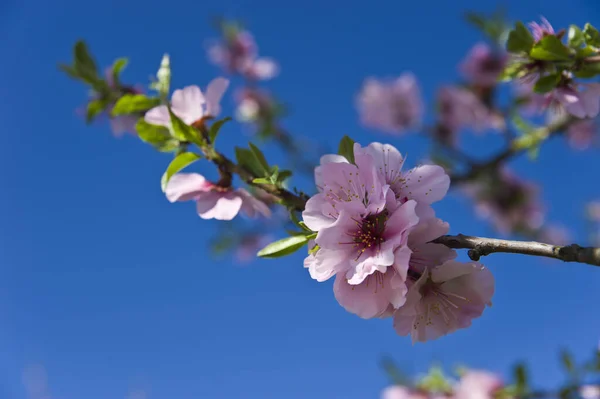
[86,99,107,123]
[277,170,292,183]
[533,73,561,93]
[235,147,264,177]
[161,152,202,191]
[136,119,180,152]
[249,143,270,175]
[584,23,600,47]
[74,40,98,78]
[513,363,529,396]
[568,25,585,48]
[168,108,204,145]
[111,57,129,84]
[112,94,160,116]
[252,177,271,184]
[499,62,525,81]
[574,61,600,78]
[257,235,310,258]
[506,21,534,53]
[560,349,575,373]
[338,135,356,164]
[530,35,572,61]
[59,64,80,80]
[208,117,232,143]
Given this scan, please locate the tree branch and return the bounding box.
[433,234,600,266]
[450,115,575,183]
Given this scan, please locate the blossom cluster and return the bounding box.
[382,369,504,399]
[302,142,495,342]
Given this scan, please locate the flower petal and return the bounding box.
[165,173,211,202]
[205,77,230,117]
[144,105,171,127]
[196,191,243,220]
[171,85,205,125]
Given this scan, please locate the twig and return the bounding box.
[433,234,600,266]
[450,115,574,183]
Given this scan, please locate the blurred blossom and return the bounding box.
[463,168,544,235]
[453,370,503,399]
[437,86,498,133]
[235,88,277,124]
[236,234,274,263]
[356,73,423,134]
[581,386,600,399]
[528,17,555,42]
[538,225,571,245]
[127,390,148,399]
[513,80,547,115]
[460,43,506,87]
[587,201,600,222]
[553,84,600,119]
[22,364,52,399]
[567,120,597,150]
[381,386,428,399]
[208,28,278,80]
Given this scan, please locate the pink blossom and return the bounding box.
[554,84,600,119]
[381,386,428,399]
[236,234,274,263]
[460,43,506,87]
[314,200,419,285]
[145,78,229,127]
[165,173,271,221]
[528,17,555,42]
[587,201,600,222]
[567,120,596,150]
[463,169,544,235]
[235,88,278,123]
[437,86,494,133]
[580,385,600,399]
[393,260,495,343]
[208,30,278,80]
[513,80,547,115]
[356,73,423,134]
[454,370,503,399]
[538,225,570,246]
[354,143,450,215]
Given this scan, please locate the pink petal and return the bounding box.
[251,58,279,80]
[205,77,230,117]
[165,173,211,202]
[304,248,350,282]
[237,188,271,218]
[302,193,337,231]
[171,85,205,125]
[401,165,450,204]
[144,105,171,127]
[385,200,419,237]
[196,191,243,220]
[333,272,397,319]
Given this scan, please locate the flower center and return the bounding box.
[343,211,389,259]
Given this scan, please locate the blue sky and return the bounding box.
[1,0,600,398]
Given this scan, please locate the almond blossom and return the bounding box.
[208,29,278,80]
[145,78,229,128]
[453,370,504,399]
[165,173,270,221]
[437,86,495,133]
[460,43,506,87]
[356,73,423,134]
[393,259,495,343]
[529,17,555,42]
[554,83,600,119]
[567,120,596,150]
[381,386,429,399]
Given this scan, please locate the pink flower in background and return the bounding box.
[567,120,596,150]
[437,86,493,133]
[165,173,271,220]
[460,43,506,87]
[145,78,229,127]
[454,370,503,399]
[513,79,547,115]
[381,386,428,399]
[529,17,555,41]
[587,201,600,222]
[393,260,494,343]
[235,88,277,123]
[554,84,600,119]
[463,169,544,235]
[357,73,423,134]
[236,234,274,263]
[208,30,278,80]
[538,225,570,245]
[580,385,600,399]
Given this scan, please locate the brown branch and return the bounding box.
[433,234,600,266]
[450,115,575,183]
